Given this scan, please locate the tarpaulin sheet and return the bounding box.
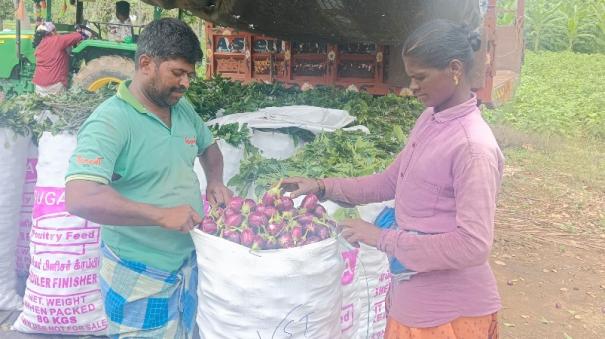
[142,0,481,44]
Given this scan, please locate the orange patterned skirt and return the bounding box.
[384,313,499,339]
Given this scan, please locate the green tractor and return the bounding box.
[0,1,176,98]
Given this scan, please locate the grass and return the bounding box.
[488,50,604,244]
[488,51,605,139]
[493,122,605,243]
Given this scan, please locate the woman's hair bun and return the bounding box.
[468,30,482,52]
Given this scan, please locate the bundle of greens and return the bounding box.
[228,130,398,197]
[186,76,423,139]
[0,87,114,141]
[187,77,423,197]
[209,122,255,153]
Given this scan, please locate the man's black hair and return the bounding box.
[135,18,202,68]
[115,1,130,17]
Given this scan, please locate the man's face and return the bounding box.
[143,58,196,107]
[117,13,129,22]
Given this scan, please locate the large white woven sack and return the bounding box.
[191,229,344,339]
[340,244,361,338]
[356,202,393,339]
[250,129,302,160]
[194,139,244,192]
[16,143,38,279]
[13,132,107,335]
[0,128,30,310]
[356,244,390,339]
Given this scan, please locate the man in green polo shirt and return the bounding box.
[65,18,232,338]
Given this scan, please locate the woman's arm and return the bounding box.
[322,151,404,205]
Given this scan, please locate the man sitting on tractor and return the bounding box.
[108,1,133,42]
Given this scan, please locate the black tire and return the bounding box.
[72,56,135,92]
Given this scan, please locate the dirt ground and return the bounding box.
[490,131,605,339]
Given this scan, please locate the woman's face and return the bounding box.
[403,56,457,108]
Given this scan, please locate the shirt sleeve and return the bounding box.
[323,151,403,205]
[65,108,128,184]
[377,153,502,272]
[196,120,214,155]
[59,32,84,50]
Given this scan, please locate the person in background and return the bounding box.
[65,18,232,338]
[32,22,88,96]
[108,1,133,42]
[283,19,502,339]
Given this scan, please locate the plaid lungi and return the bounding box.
[99,243,198,338]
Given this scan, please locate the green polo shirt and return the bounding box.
[66,80,213,272]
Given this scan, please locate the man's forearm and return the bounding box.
[199,143,224,184]
[66,179,163,226]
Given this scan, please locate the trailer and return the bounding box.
[200,0,525,106]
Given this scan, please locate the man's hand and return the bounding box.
[206,182,233,208]
[158,205,202,233]
[199,143,232,207]
[339,218,382,247]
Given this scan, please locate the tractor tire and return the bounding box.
[73,56,135,92]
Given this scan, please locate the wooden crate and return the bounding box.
[205,23,397,95]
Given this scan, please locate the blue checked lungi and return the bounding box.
[99,243,198,339]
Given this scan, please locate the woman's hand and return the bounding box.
[339,218,382,247]
[281,177,322,199]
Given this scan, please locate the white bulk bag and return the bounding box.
[356,244,390,339]
[14,132,107,335]
[250,129,302,160]
[191,229,344,339]
[194,139,245,192]
[356,202,393,339]
[340,245,361,338]
[16,143,38,280]
[0,128,30,310]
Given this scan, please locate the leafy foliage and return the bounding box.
[0,87,114,140]
[209,122,256,154]
[186,77,422,197]
[229,130,398,197]
[2,77,421,199]
[525,0,605,53]
[186,75,422,141]
[488,51,605,139]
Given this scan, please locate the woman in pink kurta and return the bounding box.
[283,20,502,339]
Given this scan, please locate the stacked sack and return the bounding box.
[13,132,107,335]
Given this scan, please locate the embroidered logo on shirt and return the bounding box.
[76,155,103,166]
[185,137,197,145]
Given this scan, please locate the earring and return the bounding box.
[453,76,459,86]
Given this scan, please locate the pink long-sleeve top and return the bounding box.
[324,94,504,327]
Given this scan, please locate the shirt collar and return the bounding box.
[116,80,148,114]
[429,93,478,123]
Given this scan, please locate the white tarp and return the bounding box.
[208,105,357,134]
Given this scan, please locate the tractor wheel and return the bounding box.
[73,56,135,92]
